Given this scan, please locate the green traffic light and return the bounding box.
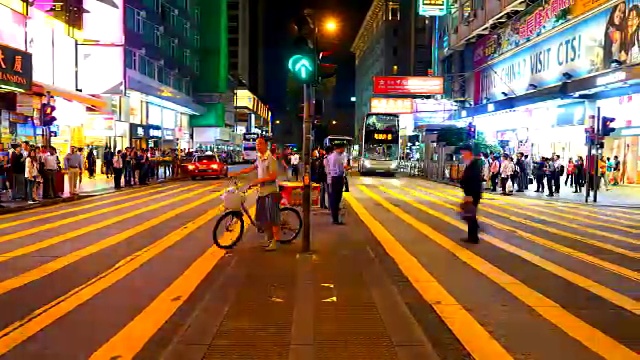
[288,54,314,83]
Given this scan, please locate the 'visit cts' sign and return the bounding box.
[0,44,32,91]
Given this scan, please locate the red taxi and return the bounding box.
[186,153,229,180]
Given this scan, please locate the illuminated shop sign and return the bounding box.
[418,0,447,16]
[595,71,626,86]
[131,123,145,138]
[0,44,32,91]
[369,98,414,114]
[373,76,444,95]
[476,1,630,102]
[148,127,162,138]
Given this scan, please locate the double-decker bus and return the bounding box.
[323,135,353,151]
[357,113,400,175]
[242,132,259,162]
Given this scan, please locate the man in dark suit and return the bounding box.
[459,144,483,243]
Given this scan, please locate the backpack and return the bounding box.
[559,164,565,176]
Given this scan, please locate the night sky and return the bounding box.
[260,0,373,116]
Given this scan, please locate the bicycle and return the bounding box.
[212,178,303,249]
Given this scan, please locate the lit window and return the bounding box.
[392,65,398,74]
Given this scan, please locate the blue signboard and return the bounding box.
[478,1,631,101]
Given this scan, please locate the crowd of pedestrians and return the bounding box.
[480,151,618,197]
[0,141,186,207]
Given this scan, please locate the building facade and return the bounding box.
[439,0,640,185]
[0,0,113,154]
[351,0,433,127]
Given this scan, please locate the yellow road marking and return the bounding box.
[0,184,180,229]
[0,187,223,296]
[344,193,512,360]
[418,187,640,261]
[378,187,640,314]
[0,184,202,242]
[424,187,640,245]
[0,183,165,220]
[0,200,233,355]
[360,185,640,359]
[0,185,211,262]
[90,208,255,359]
[437,187,640,230]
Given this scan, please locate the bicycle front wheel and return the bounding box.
[212,211,245,249]
[279,207,303,244]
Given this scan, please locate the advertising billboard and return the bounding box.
[473,0,612,68]
[78,0,124,95]
[476,0,634,102]
[369,98,414,114]
[0,5,26,50]
[373,76,444,95]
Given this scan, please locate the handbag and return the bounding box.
[506,179,514,193]
[459,200,476,221]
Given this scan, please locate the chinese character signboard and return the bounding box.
[373,76,444,95]
[418,0,447,16]
[475,1,631,103]
[369,98,414,114]
[473,0,612,68]
[0,44,32,91]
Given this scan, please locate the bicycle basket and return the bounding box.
[222,188,244,210]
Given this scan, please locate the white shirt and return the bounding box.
[290,154,300,165]
[43,154,58,170]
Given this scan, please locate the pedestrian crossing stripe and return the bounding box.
[351,185,640,360]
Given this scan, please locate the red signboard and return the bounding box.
[373,76,443,95]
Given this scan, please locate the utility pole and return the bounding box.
[593,107,601,203]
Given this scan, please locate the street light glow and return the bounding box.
[325,19,337,32]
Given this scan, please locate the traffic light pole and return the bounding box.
[301,83,312,253]
[593,106,601,203]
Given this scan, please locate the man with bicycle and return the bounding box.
[230,137,282,251]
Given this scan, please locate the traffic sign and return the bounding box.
[288,54,314,83]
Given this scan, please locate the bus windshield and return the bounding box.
[362,114,400,161]
[363,144,398,161]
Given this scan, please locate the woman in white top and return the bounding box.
[25,149,40,204]
[500,154,515,195]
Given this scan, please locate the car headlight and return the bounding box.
[363,160,371,167]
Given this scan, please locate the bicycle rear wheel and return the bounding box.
[279,207,302,244]
[212,211,245,249]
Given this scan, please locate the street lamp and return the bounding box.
[331,120,337,124]
[325,19,337,32]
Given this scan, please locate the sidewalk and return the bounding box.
[161,207,438,360]
[0,172,181,214]
[426,176,640,207]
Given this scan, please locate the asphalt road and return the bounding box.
[0,170,637,359]
[0,176,253,359]
[346,175,639,360]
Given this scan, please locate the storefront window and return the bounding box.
[162,109,176,129]
[598,95,639,184]
[129,93,142,124]
[148,104,162,126]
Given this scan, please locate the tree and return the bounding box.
[435,127,502,155]
[473,132,502,156]
[436,126,466,146]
